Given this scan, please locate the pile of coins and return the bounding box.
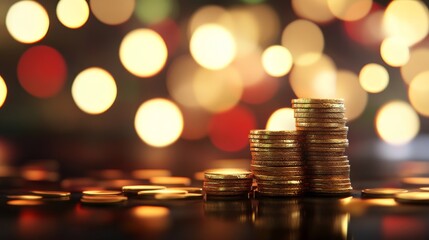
[249,130,305,197]
[292,98,352,195]
[203,169,253,197]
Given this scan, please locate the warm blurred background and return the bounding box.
[0,0,428,183]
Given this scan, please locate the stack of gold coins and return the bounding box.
[203,168,253,197]
[249,130,305,197]
[292,98,352,195]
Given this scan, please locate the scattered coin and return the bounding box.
[362,188,409,198]
[31,190,71,198]
[82,190,122,196]
[395,192,429,204]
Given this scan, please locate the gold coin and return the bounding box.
[248,134,302,140]
[251,165,303,171]
[256,190,304,197]
[252,170,305,176]
[31,190,71,198]
[362,188,408,198]
[251,160,304,167]
[7,195,42,200]
[296,122,346,128]
[304,139,348,144]
[308,175,350,180]
[294,112,346,119]
[81,195,127,204]
[306,146,347,152]
[305,151,346,156]
[250,142,302,148]
[292,103,345,109]
[254,174,305,181]
[203,182,252,188]
[309,188,353,193]
[249,138,299,143]
[306,155,348,161]
[249,130,301,135]
[203,186,251,192]
[292,98,344,104]
[82,190,122,196]
[204,168,252,180]
[203,179,253,185]
[251,155,303,161]
[167,187,203,194]
[305,143,349,148]
[251,152,302,157]
[204,191,249,196]
[307,169,350,175]
[155,193,203,200]
[256,179,304,185]
[293,108,345,113]
[250,147,302,152]
[138,189,188,196]
[401,177,429,186]
[295,118,347,123]
[309,178,351,184]
[122,185,166,194]
[394,192,429,204]
[309,182,352,187]
[307,164,350,170]
[306,160,350,166]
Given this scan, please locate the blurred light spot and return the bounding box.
[71,67,117,114]
[134,98,183,147]
[262,45,293,77]
[380,37,409,67]
[6,1,49,43]
[17,45,67,98]
[327,0,373,21]
[190,24,236,70]
[56,0,89,29]
[376,101,420,145]
[120,28,168,78]
[22,169,59,182]
[133,206,169,218]
[0,76,7,108]
[135,0,176,24]
[292,0,335,24]
[209,105,256,152]
[180,107,210,140]
[193,67,243,113]
[150,19,181,55]
[226,7,259,57]
[401,47,429,85]
[365,199,397,207]
[90,0,134,25]
[359,63,389,93]
[409,71,429,117]
[188,5,231,37]
[335,70,368,121]
[383,0,429,47]
[282,20,324,66]
[166,55,200,108]
[8,200,43,206]
[246,4,280,47]
[233,48,265,87]
[344,4,385,47]
[241,76,279,104]
[266,108,296,131]
[150,176,191,186]
[290,54,337,98]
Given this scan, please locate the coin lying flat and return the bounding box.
[249,138,299,143]
[31,190,71,198]
[294,112,346,119]
[251,160,304,167]
[296,122,346,128]
[362,188,409,198]
[122,185,166,194]
[250,130,301,136]
[82,190,122,196]
[204,169,253,180]
[81,195,127,205]
[7,195,42,200]
[292,98,344,104]
[295,118,347,123]
[394,192,429,204]
[292,103,345,109]
[294,108,345,113]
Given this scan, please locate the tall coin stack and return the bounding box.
[203,169,253,197]
[249,130,305,197]
[292,98,352,195]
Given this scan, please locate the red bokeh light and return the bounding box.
[150,19,181,56]
[17,45,67,98]
[241,76,279,104]
[209,105,256,152]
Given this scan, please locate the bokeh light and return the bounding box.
[291,0,335,24]
[135,0,176,24]
[335,70,368,121]
[166,55,200,108]
[380,37,409,67]
[359,63,389,93]
[6,1,49,44]
[400,47,429,85]
[187,5,231,37]
[282,20,324,66]
[71,67,117,115]
[0,76,7,109]
[409,71,429,117]
[56,0,89,29]
[134,98,183,147]
[209,105,256,152]
[90,0,135,25]
[190,23,236,70]
[133,206,170,218]
[290,54,337,98]
[383,0,429,47]
[150,19,181,55]
[261,45,293,77]
[17,45,67,98]
[266,108,296,131]
[376,101,420,145]
[246,4,280,47]
[327,0,373,21]
[193,67,243,113]
[233,48,266,86]
[119,28,168,78]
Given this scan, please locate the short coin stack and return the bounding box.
[292,98,352,195]
[249,130,305,197]
[203,169,253,197]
